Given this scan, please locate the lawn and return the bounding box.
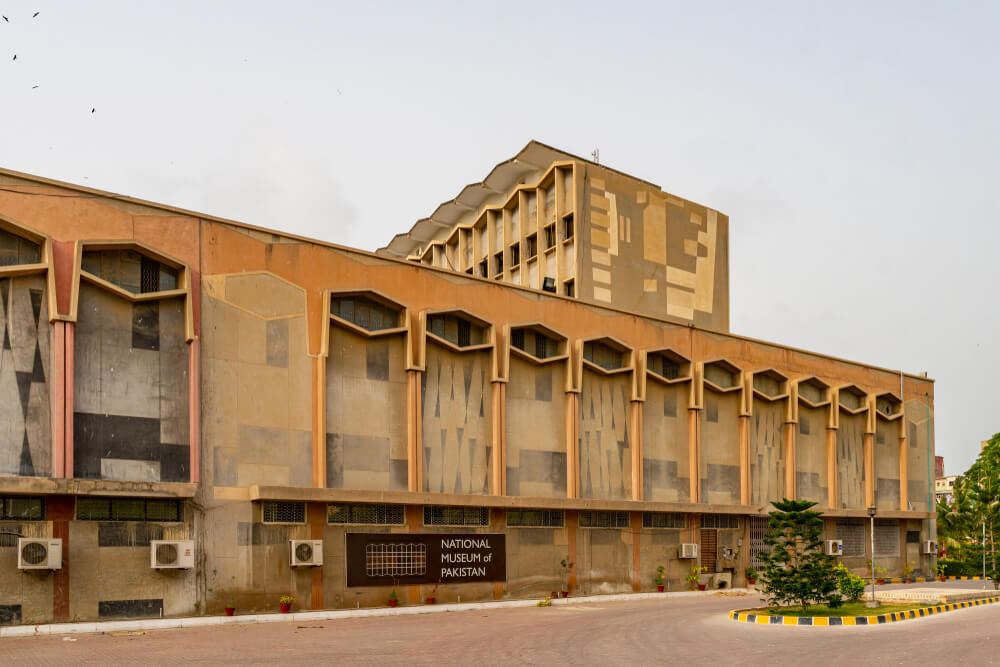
[754,601,932,617]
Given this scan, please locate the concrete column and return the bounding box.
[49,495,73,621]
[689,409,700,504]
[899,425,908,511]
[308,502,325,609]
[189,340,201,484]
[864,432,875,508]
[490,382,505,495]
[566,392,579,499]
[630,401,642,501]
[631,511,642,591]
[784,422,796,500]
[64,322,74,478]
[566,510,578,592]
[52,321,65,478]
[407,370,422,492]
[738,415,750,505]
[826,428,838,509]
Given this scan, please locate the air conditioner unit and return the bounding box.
[679,543,699,559]
[17,538,62,570]
[923,540,937,555]
[290,539,323,567]
[823,540,843,556]
[151,540,195,569]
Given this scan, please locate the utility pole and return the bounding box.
[867,506,878,607]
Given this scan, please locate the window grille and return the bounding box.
[511,329,525,351]
[427,314,483,348]
[82,250,178,295]
[366,542,426,577]
[701,514,739,529]
[261,501,305,524]
[526,234,537,259]
[0,229,41,267]
[140,255,160,293]
[563,280,574,297]
[837,520,865,556]
[563,216,574,240]
[507,509,564,527]
[749,516,771,568]
[457,319,471,347]
[510,243,520,266]
[76,498,180,522]
[874,520,899,555]
[544,224,556,249]
[493,252,503,275]
[0,496,44,521]
[535,332,551,360]
[642,512,684,529]
[583,341,623,371]
[328,503,404,525]
[331,296,400,332]
[649,354,680,380]
[578,510,629,529]
[423,506,489,527]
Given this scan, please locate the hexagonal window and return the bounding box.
[876,392,901,418]
[0,226,41,267]
[81,249,179,294]
[331,292,404,332]
[427,311,490,349]
[797,377,830,407]
[583,338,629,372]
[752,369,788,400]
[646,349,690,382]
[838,384,867,412]
[510,324,565,362]
[703,359,741,391]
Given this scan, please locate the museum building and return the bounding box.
[0,141,935,624]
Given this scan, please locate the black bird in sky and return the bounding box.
[12,54,16,61]
[2,16,7,22]
[91,108,95,113]
[32,85,38,89]
[33,12,39,18]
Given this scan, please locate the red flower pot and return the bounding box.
[551,591,559,599]
[904,578,913,584]
[279,603,291,613]
[697,584,706,591]
[656,585,665,592]
[747,578,756,586]
[224,607,235,616]
[938,576,947,582]
[426,597,436,605]
[877,578,885,585]
[388,599,398,608]
[560,591,569,598]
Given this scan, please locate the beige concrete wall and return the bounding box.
[574,525,633,595]
[795,405,828,505]
[326,326,408,491]
[749,399,785,505]
[578,370,631,500]
[837,413,866,509]
[700,392,740,505]
[578,164,729,331]
[641,382,690,502]
[506,357,567,497]
[905,398,933,512]
[875,419,901,511]
[0,520,53,624]
[421,344,492,495]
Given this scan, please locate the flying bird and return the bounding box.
[32,85,38,89]
[12,54,16,61]
[91,108,95,113]
[2,16,7,22]
[33,12,39,18]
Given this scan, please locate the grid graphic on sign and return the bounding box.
[365,543,427,577]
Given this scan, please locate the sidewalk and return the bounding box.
[0,588,756,639]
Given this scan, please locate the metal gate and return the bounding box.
[749,516,770,569]
[700,529,718,573]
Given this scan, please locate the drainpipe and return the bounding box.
[926,392,935,575]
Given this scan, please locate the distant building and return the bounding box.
[935,476,959,504]
[935,456,945,478]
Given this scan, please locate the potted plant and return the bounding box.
[936,562,947,582]
[902,562,915,583]
[686,564,706,591]
[388,589,399,608]
[654,565,666,592]
[426,580,439,605]
[224,601,236,616]
[279,595,294,613]
[559,557,574,597]
[744,566,757,586]
[874,564,887,585]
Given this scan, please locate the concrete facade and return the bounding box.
[0,145,935,624]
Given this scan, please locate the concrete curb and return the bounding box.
[0,588,755,638]
[728,595,1000,627]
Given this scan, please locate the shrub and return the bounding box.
[834,563,866,602]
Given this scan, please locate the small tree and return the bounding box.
[758,498,840,611]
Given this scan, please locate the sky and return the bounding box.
[1,1,997,474]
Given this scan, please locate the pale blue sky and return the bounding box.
[2,1,997,473]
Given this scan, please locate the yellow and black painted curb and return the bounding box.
[728,595,1000,626]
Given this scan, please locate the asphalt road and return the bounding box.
[5,582,999,666]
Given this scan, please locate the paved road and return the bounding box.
[6,582,1000,666]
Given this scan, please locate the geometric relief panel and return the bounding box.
[73,283,189,483]
[0,275,51,476]
[578,370,630,500]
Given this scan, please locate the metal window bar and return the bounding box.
[262,501,305,524]
[507,509,564,527]
[749,516,770,569]
[642,512,685,529]
[578,510,629,528]
[423,506,489,527]
[836,520,865,557]
[701,514,739,529]
[328,503,405,525]
[140,255,160,293]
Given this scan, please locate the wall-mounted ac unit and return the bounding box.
[923,540,937,555]
[151,540,195,569]
[18,538,62,570]
[290,540,323,567]
[823,540,843,556]
[679,543,699,559]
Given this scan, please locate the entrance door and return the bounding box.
[749,516,769,569]
[700,529,718,573]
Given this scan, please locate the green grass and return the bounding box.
[754,601,932,617]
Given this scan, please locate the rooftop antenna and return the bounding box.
[591,148,600,164]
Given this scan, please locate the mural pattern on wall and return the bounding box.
[836,414,865,509]
[421,344,491,494]
[875,419,901,510]
[641,382,689,501]
[74,283,189,482]
[505,357,567,497]
[795,405,828,505]
[700,392,740,505]
[0,275,51,476]
[749,400,784,505]
[578,371,630,500]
